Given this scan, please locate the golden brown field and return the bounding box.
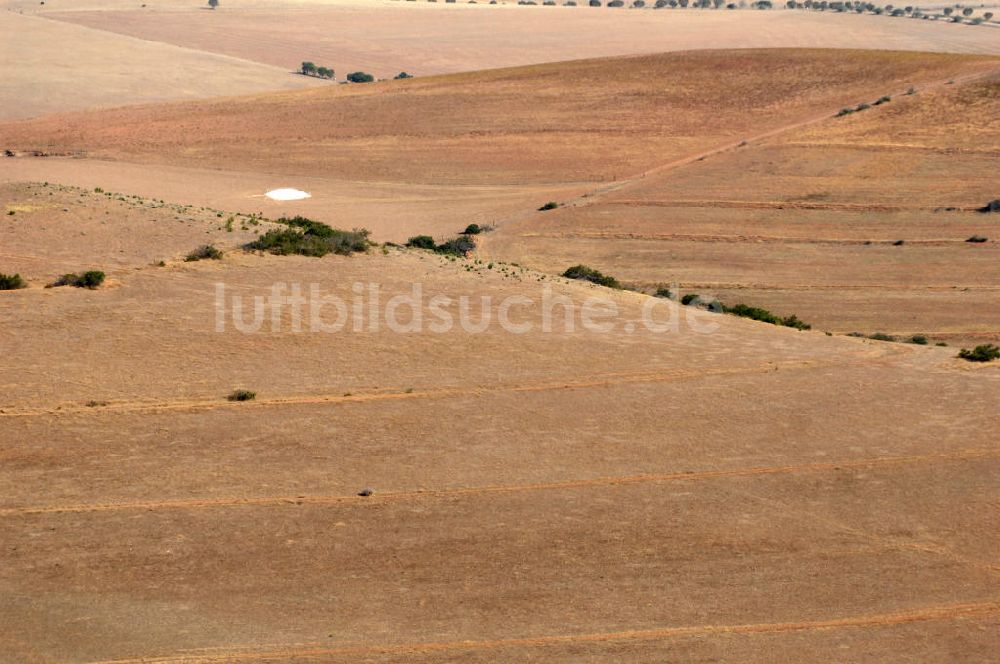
[483,70,1000,344]
[39,0,1000,81]
[2,5,1000,660]
[0,11,322,121]
[3,184,1000,661]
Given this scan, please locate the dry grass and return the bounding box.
[483,72,1000,343]
[2,49,992,186]
[2,200,999,658]
[41,0,1000,82]
[0,11,321,121]
[3,39,1000,661]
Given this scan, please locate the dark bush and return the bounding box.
[394,72,413,79]
[463,223,483,235]
[562,264,620,289]
[590,0,601,5]
[0,273,26,290]
[227,389,257,401]
[909,335,928,345]
[892,239,905,246]
[538,201,559,211]
[980,200,1000,213]
[52,271,105,289]
[724,303,781,325]
[185,244,223,261]
[654,286,673,299]
[873,95,891,105]
[719,303,811,329]
[248,219,369,257]
[346,71,375,83]
[958,344,1000,362]
[435,235,477,256]
[681,293,700,306]
[406,235,438,250]
[869,332,895,342]
[966,235,988,243]
[780,314,811,330]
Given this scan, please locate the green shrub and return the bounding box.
[724,303,782,325]
[227,389,257,402]
[721,303,811,330]
[909,335,928,345]
[346,71,375,83]
[247,218,369,257]
[435,235,477,256]
[0,273,26,290]
[185,245,223,261]
[681,293,700,306]
[562,264,620,289]
[52,271,105,289]
[836,107,855,117]
[873,95,891,105]
[406,234,476,256]
[966,235,988,243]
[780,314,811,331]
[395,72,413,79]
[463,223,483,235]
[869,332,895,342]
[892,239,905,246]
[957,344,1000,362]
[538,201,559,211]
[406,235,437,250]
[654,286,673,299]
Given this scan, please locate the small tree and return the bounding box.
[301,61,317,76]
[961,7,972,16]
[394,72,413,79]
[208,0,219,8]
[346,71,375,83]
[985,12,993,20]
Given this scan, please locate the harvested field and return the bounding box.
[482,70,1000,343]
[0,11,320,121]
[2,189,999,659]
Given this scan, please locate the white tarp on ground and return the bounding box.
[265,188,311,201]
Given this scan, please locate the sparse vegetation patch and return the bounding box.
[958,345,1000,362]
[562,265,620,289]
[185,245,223,261]
[247,217,370,257]
[0,273,26,290]
[50,271,105,289]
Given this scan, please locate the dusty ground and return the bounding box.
[482,68,1000,344]
[3,49,990,186]
[36,0,1000,84]
[2,13,1000,659]
[0,11,322,121]
[1,188,999,659]
[5,49,997,340]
